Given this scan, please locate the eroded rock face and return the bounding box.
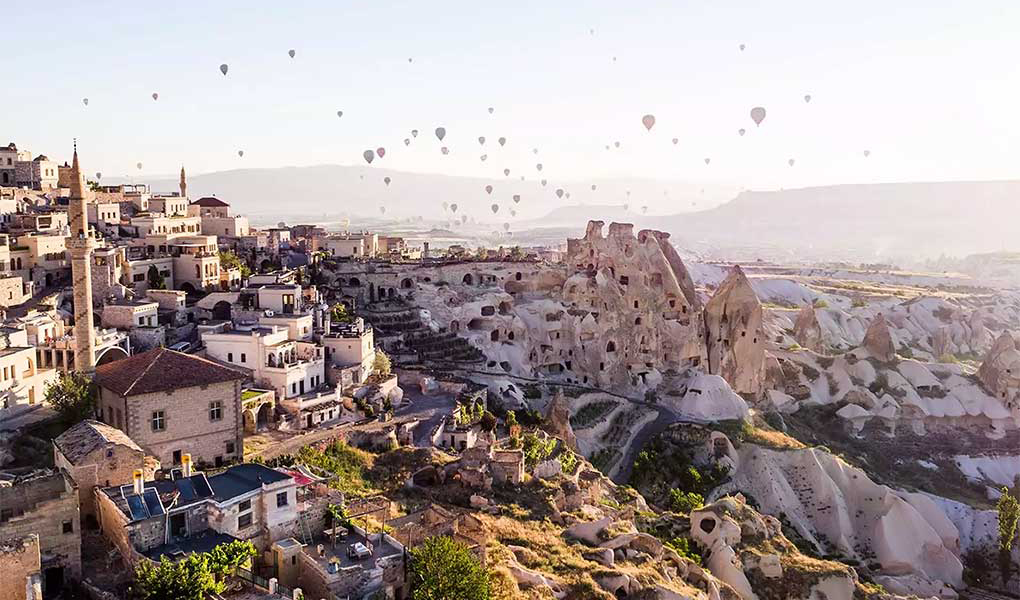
[543,391,578,451]
[977,332,1020,408]
[703,266,766,398]
[793,304,823,352]
[862,313,897,362]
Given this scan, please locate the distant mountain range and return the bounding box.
[117,166,1020,260]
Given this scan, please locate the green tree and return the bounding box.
[505,410,518,428]
[331,302,354,324]
[668,490,705,514]
[146,265,166,290]
[324,502,347,548]
[46,370,97,423]
[479,411,497,432]
[130,554,223,600]
[997,487,1020,583]
[410,536,490,600]
[218,250,251,278]
[374,350,392,377]
[207,540,257,580]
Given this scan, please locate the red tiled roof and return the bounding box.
[191,196,229,207]
[95,347,245,397]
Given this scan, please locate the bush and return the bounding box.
[46,370,97,423]
[374,350,392,377]
[131,554,223,600]
[668,490,704,513]
[409,536,490,600]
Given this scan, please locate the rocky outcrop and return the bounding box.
[668,374,749,422]
[793,305,823,352]
[861,313,897,362]
[543,390,578,451]
[977,332,1020,406]
[704,266,766,398]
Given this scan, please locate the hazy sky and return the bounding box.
[5,0,1020,192]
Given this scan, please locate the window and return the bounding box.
[62,520,74,534]
[173,449,182,464]
[238,513,252,529]
[240,353,246,363]
[226,441,236,454]
[133,273,145,282]
[151,410,166,431]
[209,401,222,421]
[276,491,289,507]
[239,499,251,512]
[227,352,233,362]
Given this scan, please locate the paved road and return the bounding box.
[252,384,457,459]
[610,407,678,485]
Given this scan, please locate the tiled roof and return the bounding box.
[191,196,229,207]
[95,347,245,397]
[54,419,143,464]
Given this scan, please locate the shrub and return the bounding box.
[46,370,97,423]
[409,536,490,600]
[668,490,704,513]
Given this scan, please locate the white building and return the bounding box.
[202,325,326,400]
[322,318,375,384]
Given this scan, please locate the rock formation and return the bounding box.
[977,332,1020,408]
[861,313,897,362]
[793,304,823,352]
[703,266,766,399]
[542,390,578,451]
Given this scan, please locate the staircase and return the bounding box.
[297,510,314,545]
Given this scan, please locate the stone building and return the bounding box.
[94,347,246,467]
[52,419,155,525]
[0,469,81,596]
[0,534,42,600]
[65,143,97,372]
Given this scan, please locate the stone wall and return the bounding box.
[54,443,147,523]
[0,534,42,600]
[0,470,81,582]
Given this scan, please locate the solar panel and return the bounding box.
[177,478,197,502]
[125,493,149,521]
[143,489,165,516]
[193,475,213,498]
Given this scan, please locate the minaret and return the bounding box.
[66,140,97,372]
[179,166,187,198]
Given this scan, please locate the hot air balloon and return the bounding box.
[626,190,631,197]
[750,106,766,126]
[136,162,143,170]
[533,148,539,154]
[503,169,510,177]
[614,141,620,148]
[152,93,159,101]
[220,64,229,75]
[589,28,595,35]
[376,147,386,159]
[503,222,510,231]
[380,206,386,214]
[863,150,871,157]
[591,184,597,191]
[411,129,418,138]
[442,201,449,211]
[336,110,343,118]
[510,209,516,216]
[672,137,678,145]
[704,158,711,165]
[435,127,446,141]
[512,194,521,203]
[404,138,411,146]
[82,98,88,106]
[384,176,391,186]
[478,136,486,145]
[641,206,648,214]
[441,147,449,155]
[739,43,746,51]
[788,158,795,167]
[566,192,571,199]
[95,172,102,180]
[488,107,494,114]
[289,49,296,58]
[360,175,364,180]
[738,128,746,136]
[541,179,547,186]
[480,155,487,162]
[555,189,564,199]
[363,150,375,164]
[485,185,493,195]
[612,56,617,62]
[450,203,458,213]
[641,114,656,131]
[407,57,412,63]
[498,137,506,147]
[605,145,610,151]
[536,163,543,171]
[491,204,499,214]
[238,150,244,158]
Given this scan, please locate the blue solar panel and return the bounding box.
[177,478,197,502]
[125,493,148,520]
[143,489,164,516]
[193,475,213,498]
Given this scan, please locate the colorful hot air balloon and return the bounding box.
[488,107,494,114]
[738,128,746,136]
[363,150,375,164]
[555,188,564,198]
[750,106,766,126]
[863,150,871,157]
[739,43,746,51]
[478,136,486,145]
[380,206,386,214]
[498,137,506,147]
[450,203,458,213]
[541,179,547,186]
[289,49,296,58]
[220,64,229,75]
[503,222,510,231]
[614,141,620,148]
[704,158,711,165]
[510,209,516,216]
[533,148,539,154]
[485,185,493,195]
[376,147,386,159]
[82,98,88,106]
[411,129,418,138]
[480,155,487,162]
[336,110,343,118]
[136,162,143,170]
[591,184,597,191]
[404,138,411,146]
[435,127,446,141]
[384,176,391,185]
[441,147,449,155]
[512,194,521,203]
[641,114,656,131]
[491,204,499,214]
[95,172,102,180]
[503,169,510,177]
[238,150,244,158]
[152,93,159,101]
[804,94,812,103]
[788,158,795,167]
[536,163,543,171]
[672,138,678,145]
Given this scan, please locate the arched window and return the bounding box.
[606,341,616,353]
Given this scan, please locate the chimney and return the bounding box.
[132,469,144,495]
[182,453,192,477]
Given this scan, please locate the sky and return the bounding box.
[4,0,1020,196]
